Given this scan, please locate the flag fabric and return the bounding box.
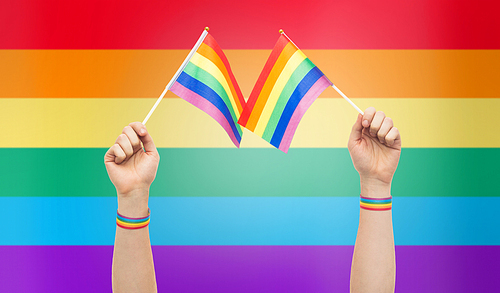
[238,34,332,153]
[170,32,245,147]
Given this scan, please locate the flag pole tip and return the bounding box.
[279,29,284,34]
[205,27,210,31]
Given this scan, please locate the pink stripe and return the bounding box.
[170,82,240,147]
[279,76,332,153]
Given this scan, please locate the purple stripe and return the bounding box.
[117,210,149,220]
[279,76,332,153]
[170,81,240,147]
[1,246,499,292]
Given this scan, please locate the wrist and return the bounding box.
[117,189,150,218]
[360,177,391,199]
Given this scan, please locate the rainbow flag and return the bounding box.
[170,32,245,147]
[238,33,332,153]
[2,1,500,292]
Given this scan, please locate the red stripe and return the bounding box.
[1,0,499,49]
[238,35,288,126]
[203,33,246,113]
[116,222,150,229]
[360,206,392,211]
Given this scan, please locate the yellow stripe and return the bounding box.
[117,219,150,227]
[246,42,298,131]
[197,43,243,114]
[1,98,498,148]
[190,52,239,119]
[360,203,392,208]
[254,50,308,136]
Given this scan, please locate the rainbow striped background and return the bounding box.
[1,0,499,292]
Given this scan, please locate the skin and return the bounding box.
[105,107,400,292]
[105,122,159,293]
[348,107,401,293]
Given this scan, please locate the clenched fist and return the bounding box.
[104,122,160,216]
[348,107,401,197]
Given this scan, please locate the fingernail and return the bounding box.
[140,128,146,135]
[363,120,369,127]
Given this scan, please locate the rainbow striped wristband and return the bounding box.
[116,209,150,229]
[360,196,392,211]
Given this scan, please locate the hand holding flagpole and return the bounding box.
[142,27,210,125]
[280,29,364,115]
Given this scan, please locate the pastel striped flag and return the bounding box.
[238,33,332,153]
[170,32,245,147]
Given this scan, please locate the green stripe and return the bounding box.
[184,62,239,128]
[0,148,498,197]
[262,58,316,141]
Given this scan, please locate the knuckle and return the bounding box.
[375,111,386,119]
[122,126,132,133]
[113,145,125,157]
[364,107,376,118]
[129,122,140,129]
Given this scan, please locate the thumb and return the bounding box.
[348,113,363,144]
[128,122,158,154]
[138,128,158,154]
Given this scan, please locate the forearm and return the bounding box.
[112,191,157,293]
[350,181,395,293]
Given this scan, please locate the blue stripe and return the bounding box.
[361,198,392,204]
[2,197,498,245]
[270,67,323,148]
[117,214,149,223]
[176,71,242,142]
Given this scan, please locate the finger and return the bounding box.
[349,113,364,143]
[377,117,394,144]
[385,127,401,148]
[362,107,376,128]
[128,122,147,137]
[369,111,386,137]
[105,144,127,164]
[129,122,157,154]
[122,126,142,153]
[115,134,134,158]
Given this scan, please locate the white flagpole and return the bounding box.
[280,29,364,115]
[331,84,364,115]
[142,27,210,125]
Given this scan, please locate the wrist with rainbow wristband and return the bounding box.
[360,196,392,211]
[116,209,150,229]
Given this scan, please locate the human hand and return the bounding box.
[348,107,401,197]
[104,122,159,216]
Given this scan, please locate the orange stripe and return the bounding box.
[244,42,298,131]
[1,50,499,98]
[197,43,242,113]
